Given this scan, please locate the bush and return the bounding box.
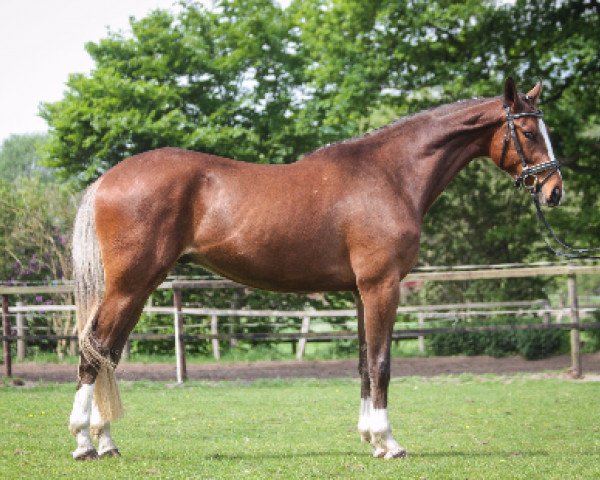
[582,310,600,353]
[516,328,566,360]
[427,318,566,360]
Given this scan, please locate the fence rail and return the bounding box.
[2,262,600,381]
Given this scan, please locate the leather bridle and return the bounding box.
[499,103,600,259]
[499,105,560,193]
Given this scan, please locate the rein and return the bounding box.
[500,104,600,260]
[531,195,600,260]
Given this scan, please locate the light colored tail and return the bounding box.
[72,181,123,422]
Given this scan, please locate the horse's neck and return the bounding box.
[385,98,503,218]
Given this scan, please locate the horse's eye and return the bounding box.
[523,131,536,141]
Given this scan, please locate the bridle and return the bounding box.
[499,104,560,193]
[500,103,600,259]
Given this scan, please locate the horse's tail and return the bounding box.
[72,180,123,422]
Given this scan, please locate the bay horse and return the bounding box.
[68,78,562,460]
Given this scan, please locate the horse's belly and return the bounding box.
[188,239,356,293]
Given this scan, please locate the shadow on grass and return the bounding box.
[411,450,551,458]
[204,448,561,461]
[205,450,358,461]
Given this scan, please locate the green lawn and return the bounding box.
[1,376,599,479]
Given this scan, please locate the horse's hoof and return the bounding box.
[372,447,386,458]
[384,448,407,460]
[100,448,121,459]
[73,449,99,461]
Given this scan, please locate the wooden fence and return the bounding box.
[2,263,600,382]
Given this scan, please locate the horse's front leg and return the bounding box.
[358,274,406,459]
[355,294,372,444]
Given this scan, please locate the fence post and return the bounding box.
[418,313,425,353]
[2,294,12,377]
[542,299,551,325]
[297,316,311,361]
[173,289,187,383]
[16,301,26,361]
[210,315,220,360]
[567,274,582,378]
[122,339,131,360]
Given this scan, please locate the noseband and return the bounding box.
[499,105,561,193]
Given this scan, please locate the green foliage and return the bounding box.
[0,133,76,283]
[0,134,50,182]
[516,328,566,360]
[582,309,600,353]
[40,1,307,185]
[0,175,76,282]
[428,318,568,359]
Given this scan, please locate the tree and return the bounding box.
[0,176,76,282]
[0,133,50,182]
[40,0,306,185]
[40,0,600,271]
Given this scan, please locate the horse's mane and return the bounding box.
[305,96,499,158]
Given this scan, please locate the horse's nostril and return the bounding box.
[550,186,561,205]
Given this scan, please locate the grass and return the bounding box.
[1,375,600,479]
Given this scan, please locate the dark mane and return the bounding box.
[305,96,498,158]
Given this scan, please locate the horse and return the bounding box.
[68,78,563,460]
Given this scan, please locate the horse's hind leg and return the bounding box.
[69,270,167,459]
[69,381,97,460]
[87,286,155,455]
[90,396,120,457]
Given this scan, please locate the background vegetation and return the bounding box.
[1,0,599,359]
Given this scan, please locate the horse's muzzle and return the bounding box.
[546,186,562,207]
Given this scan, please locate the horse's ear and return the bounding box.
[504,77,518,111]
[525,80,542,105]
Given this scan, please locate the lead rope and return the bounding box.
[530,193,600,260]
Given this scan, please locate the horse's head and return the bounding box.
[490,78,563,207]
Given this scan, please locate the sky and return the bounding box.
[0,0,192,144]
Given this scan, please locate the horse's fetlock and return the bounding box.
[90,425,103,439]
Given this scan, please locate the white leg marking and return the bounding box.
[357,398,372,443]
[97,423,118,456]
[370,408,406,460]
[91,398,118,456]
[69,383,96,458]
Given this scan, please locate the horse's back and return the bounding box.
[92,147,363,291]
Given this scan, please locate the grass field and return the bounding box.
[1,375,599,479]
